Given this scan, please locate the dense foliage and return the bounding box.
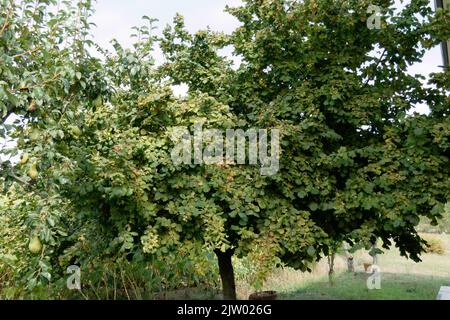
[1,0,449,299]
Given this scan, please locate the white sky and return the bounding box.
[89,0,444,68]
[90,0,242,61]
[89,0,445,103]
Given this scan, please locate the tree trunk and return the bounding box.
[215,249,237,300]
[371,241,379,265]
[343,243,355,272]
[327,253,335,286]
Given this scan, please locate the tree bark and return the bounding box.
[1,107,13,124]
[371,240,379,265]
[327,253,335,286]
[215,249,237,300]
[343,242,355,272]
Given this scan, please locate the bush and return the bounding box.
[57,251,220,300]
[1,186,221,299]
[422,235,446,255]
[417,203,450,234]
[417,202,450,233]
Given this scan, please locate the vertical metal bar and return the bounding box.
[435,0,449,67]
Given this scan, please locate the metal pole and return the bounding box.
[435,0,450,67]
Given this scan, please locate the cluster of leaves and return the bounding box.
[0,0,106,180]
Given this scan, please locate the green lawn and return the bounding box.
[240,233,450,300]
[280,272,450,300]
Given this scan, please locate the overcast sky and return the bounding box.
[90,0,241,62]
[89,0,444,76]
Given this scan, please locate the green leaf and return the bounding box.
[307,246,316,257]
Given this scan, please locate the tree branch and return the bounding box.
[1,105,14,125]
[12,47,40,60]
[0,0,14,37]
[364,48,387,86]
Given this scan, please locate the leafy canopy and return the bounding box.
[1,0,449,290]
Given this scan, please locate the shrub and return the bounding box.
[422,235,446,255]
[417,203,450,234]
[0,187,221,299]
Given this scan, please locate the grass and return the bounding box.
[280,272,450,300]
[237,233,450,300]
